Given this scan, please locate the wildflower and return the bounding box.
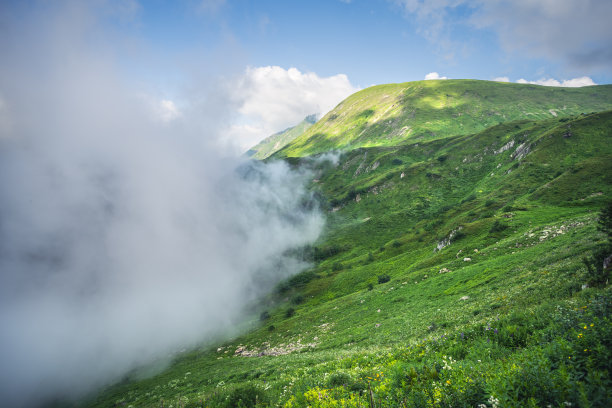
[446,380,451,385]
[488,395,500,408]
[590,323,594,327]
[583,325,587,329]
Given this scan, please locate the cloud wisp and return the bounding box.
[515,76,596,87]
[0,3,323,406]
[424,72,448,80]
[393,0,612,73]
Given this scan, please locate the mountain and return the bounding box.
[88,82,612,407]
[274,79,612,157]
[246,114,317,159]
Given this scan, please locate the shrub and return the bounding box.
[285,307,296,318]
[291,294,304,305]
[332,262,343,272]
[378,274,391,284]
[367,283,374,291]
[327,372,353,388]
[277,270,317,293]
[259,311,270,321]
[583,246,611,287]
[453,230,466,241]
[392,240,402,248]
[489,220,508,233]
[223,384,268,408]
[597,200,612,239]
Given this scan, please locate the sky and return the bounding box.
[0,1,610,405]
[5,0,610,150]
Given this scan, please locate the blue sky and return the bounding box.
[132,0,612,87]
[2,0,611,148]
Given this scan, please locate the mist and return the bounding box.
[0,2,323,406]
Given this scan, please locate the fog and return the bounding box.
[0,2,323,406]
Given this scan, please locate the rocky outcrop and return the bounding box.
[494,140,515,155]
[434,227,463,252]
[511,142,531,160]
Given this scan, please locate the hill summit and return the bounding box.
[274,79,612,157]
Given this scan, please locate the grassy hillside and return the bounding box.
[85,108,612,408]
[274,80,612,157]
[247,115,317,159]
[83,85,612,407]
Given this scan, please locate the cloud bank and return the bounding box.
[515,76,596,87]
[393,0,612,72]
[0,2,323,406]
[229,66,357,150]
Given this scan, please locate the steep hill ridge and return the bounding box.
[275,79,612,157]
[247,114,317,159]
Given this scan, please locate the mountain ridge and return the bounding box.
[274,79,612,158]
[247,114,317,159]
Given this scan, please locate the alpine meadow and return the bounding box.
[2,2,612,407]
[85,79,612,407]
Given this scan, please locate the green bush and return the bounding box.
[291,294,305,305]
[489,220,508,233]
[223,384,268,408]
[285,307,296,318]
[327,372,352,388]
[378,274,391,284]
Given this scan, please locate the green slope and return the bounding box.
[247,114,317,159]
[85,95,612,407]
[274,79,612,157]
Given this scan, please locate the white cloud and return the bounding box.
[230,66,357,150]
[393,0,612,71]
[493,76,510,82]
[198,0,225,14]
[557,76,597,87]
[515,76,596,87]
[157,99,181,122]
[425,72,448,80]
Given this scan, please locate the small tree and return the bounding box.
[583,201,612,287]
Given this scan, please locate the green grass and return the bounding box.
[274,79,612,158]
[82,88,612,407]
